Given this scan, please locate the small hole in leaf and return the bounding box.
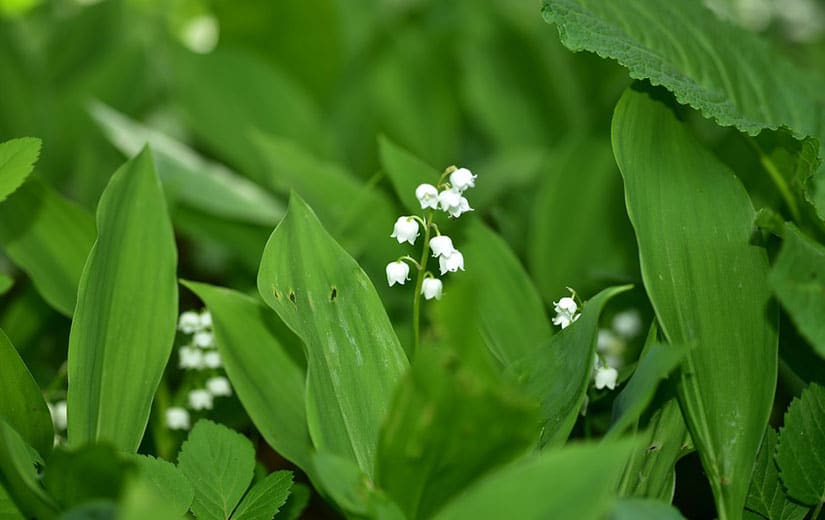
[647,443,660,453]
[330,287,337,302]
[273,288,281,301]
[288,290,296,304]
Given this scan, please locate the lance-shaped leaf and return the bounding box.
[257,193,409,478]
[612,87,777,520]
[378,135,440,215]
[746,428,808,520]
[0,420,58,519]
[776,383,825,507]
[67,147,178,452]
[0,179,95,316]
[610,498,686,520]
[0,137,40,203]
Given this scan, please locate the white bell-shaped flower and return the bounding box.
[437,188,462,214]
[421,277,443,300]
[203,351,222,369]
[552,296,581,329]
[206,376,232,397]
[178,311,201,334]
[49,401,67,431]
[415,184,439,210]
[429,235,456,258]
[193,331,214,349]
[179,346,204,370]
[165,407,191,430]
[612,309,642,338]
[390,216,420,245]
[439,250,465,275]
[386,261,410,286]
[188,389,214,410]
[446,196,473,218]
[199,310,213,329]
[449,168,476,192]
[594,366,619,390]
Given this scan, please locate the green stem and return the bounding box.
[747,137,802,222]
[412,213,433,357]
[811,501,823,520]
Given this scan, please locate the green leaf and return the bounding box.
[508,285,631,447]
[378,135,440,214]
[177,420,256,520]
[0,274,12,296]
[776,383,825,507]
[42,444,133,509]
[117,479,184,520]
[89,101,285,226]
[746,429,808,520]
[231,471,293,520]
[0,179,95,316]
[0,482,24,520]
[277,483,310,520]
[612,87,777,519]
[769,224,825,359]
[0,328,53,459]
[181,282,313,477]
[128,455,194,517]
[0,137,40,203]
[543,0,824,139]
[66,147,178,452]
[433,440,636,520]
[610,498,685,520]
[257,193,409,478]
[0,420,58,519]
[375,348,538,519]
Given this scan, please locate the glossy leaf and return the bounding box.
[182,281,313,476]
[177,420,255,520]
[257,193,408,478]
[746,429,808,520]
[508,285,631,447]
[0,328,53,459]
[776,383,825,507]
[67,147,178,452]
[0,179,95,316]
[433,440,635,520]
[0,420,58,519]
[544,0,824,139]
[0,137,40,203]
[613,87,777,519]
[42,444,133,509]
[231,471,293,520]
[376,348,538,519]
[770,224,825,359]
[610,498,685,520]
[128,455,194,517]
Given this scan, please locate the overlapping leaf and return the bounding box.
[776,384,825,507]
[0,137,40,203]
[746,429,808,520]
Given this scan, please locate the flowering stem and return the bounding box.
[412,212,433,356]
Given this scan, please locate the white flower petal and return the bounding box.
[390,216,420,245]
[188,389,214,410]
[415,184,439,210]
[421,277,443,300]
[386,261,411,286]
[165,407,191,430]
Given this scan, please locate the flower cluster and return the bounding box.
[593,308,644,391]
[165,309,233,430]
[386,166,476,301]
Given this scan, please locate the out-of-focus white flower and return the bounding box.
[595,366,618,390]
[439,251,465,275]
[552,296,580,329]
[386,261,411,287]
[178,311,201,334]
[390,216,420,245]
[449,168,476,192]
[203,351,222,369]
[199,311,212,329]
[415,184,439,210]
[429,235,456,258]
[421,277,443,300]
[193,331,214,349]
[180,15,219,54]
[206,376,232,397]
[179,346,204,370]
[165,407,191,430]
[188,389,214,410]
[597,329,626,368]
[49,401,67,431]
[612,309,642,339]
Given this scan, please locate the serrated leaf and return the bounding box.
[257,193,408,478]
[433,440,636,520]
[0,328,53,459]
[231,471,293,520]
[375,348,538,519]
[277,483,310,520]
[508,285,631,447]
[182,282,313,478]
[769,224,825,359]
[42,444,133,509]
[67,147,178,452]
[128,455,194,517]
[612,87,777,519]
[776,383,825,507]
[0,179,95,316]
[543,0,825,139]
[0,420,58,519]
[610,498,685,520]
[0,137,40,204]
[177,420,256,520]
[746,429,808,520]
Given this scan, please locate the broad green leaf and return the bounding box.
[0,274,12,296]
[0,482,24,520]
[257,193,408,478]
[89,101,284,226]
[182,282,313,476]
[769,224,825,359]
[42,444,133,509]
[376,348,538,519]
[378,135,440,214]
[433,440,635,520]
[0,420,58,519]
[0,179,95,316]
[746,429,808,520]
[117,479,184,520]
[0,137,40,203]
[177,420,256,520]
[278,483,310,520]
[612,87,777,520]
[610,498,685,520]
[128,455,194,517]
[508,285,631,447]
[776,383,825,507]
[543,0,825,139]
[231,471,293,520]
[67,147,178,452]
[462,221,555,368]
[0,328,53,459]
